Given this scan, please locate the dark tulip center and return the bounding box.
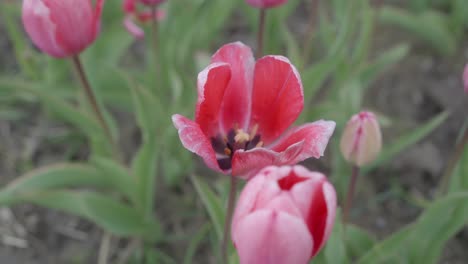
[210,125,263,170]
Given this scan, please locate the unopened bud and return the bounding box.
[340,111,382,167]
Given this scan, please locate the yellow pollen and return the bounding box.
[256,141,264,148]
[234,129,250,143]
[224,147,232,156]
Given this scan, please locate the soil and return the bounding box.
[0,1,467,264]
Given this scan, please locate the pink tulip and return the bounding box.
[172,42,336,179]
[340,111,382,167]
[123,0,165,39]
[22,0,105,58]
[246,0,288,9]
[463,64,468,94]
[231,165,337,264]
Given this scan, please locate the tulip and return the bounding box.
[340,111,382,167]
[172,42,336,179]
[22,0,105,58]
[123,0,165,39]
[231,165,337,264]
[463,64,468,94]
[246,0,288,9]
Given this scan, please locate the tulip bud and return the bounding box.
[245,0,288,9]
[340,111,382,167]
[231,166,337,264]
[22,0,105,58]
[463,64,468,94]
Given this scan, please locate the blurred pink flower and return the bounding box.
[123,0,165,39]
[463,64,468,94]
[172,42,335,179]
[22,0,105,58]
[231,165,337,264]
[340,111,382,167]
[246,0,288,9]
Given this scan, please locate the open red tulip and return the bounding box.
[231,165,337,263]
[173,42,336,179]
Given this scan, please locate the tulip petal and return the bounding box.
[232,175,280,231]
[233,210,313,264]
[195,63,232,137]
[22,0,66,57]
[172,114,221,173]
[43,0,95,55]
[306,181,336,257]
[211,42,255,134]
[250,55,303,144]
[124,15,144,40]
[92,0,106,38]
[231,143,303,179]
[268,120,336,159]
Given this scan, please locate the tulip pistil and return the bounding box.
[211,126,263,170]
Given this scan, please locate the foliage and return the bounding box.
[0,0,465,263]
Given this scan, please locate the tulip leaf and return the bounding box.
[358,43,409,88]
[183,223,211,264]
[357,192,468,264]
[190,174,225,241]
[345,225,376,259]
[21,190,159,239]
[363,111,449,174]
[379,7,457,56]
[324,211,349,264]
[448,147,468,192]
[0,163,134,206]
[91,157,139,205]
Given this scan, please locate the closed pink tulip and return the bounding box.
[340,111,382,167]
[231,165,337,264]
[22,0,105,58]
[246,0,288,8]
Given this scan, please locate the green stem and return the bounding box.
[439,128,468,196]
[150,5,161,94]
[257,8,266,57]
[302,0,319,65]
[221,176,238,264]
[342,165,359,230]
[71,55,114,145]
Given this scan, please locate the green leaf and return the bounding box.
[91,157,139,205]
[0,164,118,206]
[0,78,101,136]
[190,174,225,241]
[23,190,158,239]
[132,138,159,216]
[345,225,376,259]
[324,211,349,264]
[358,43,409,88]
[357,192,468,264]
[379,7,457,56]
[363,111,449,174]
[183,224,211,264]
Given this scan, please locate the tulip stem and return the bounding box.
[71,55,114,145]
[257,8,266,57]
[342,165,359,229]
[221,176,238,264]
[150,5,161,94]
[302,0,319,65]
[438,127,468,196]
